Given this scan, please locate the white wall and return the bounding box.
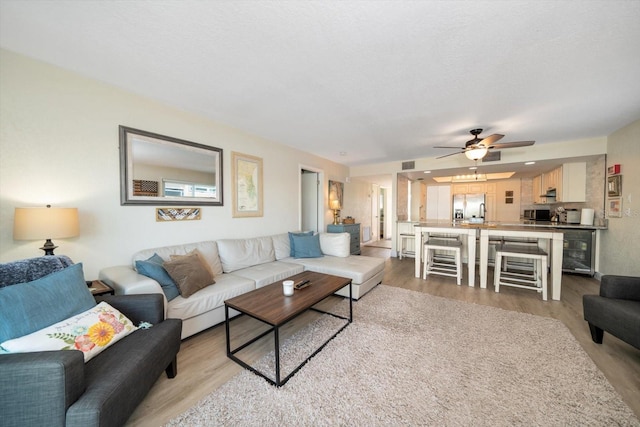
[0,49,348,278]
[343,178,372,241]
[600,118,640,276]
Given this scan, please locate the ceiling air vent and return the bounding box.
[482,151,501,162]
[402,161,415,170]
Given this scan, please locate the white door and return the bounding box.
[301,170,319,232]
[371,184,380,240]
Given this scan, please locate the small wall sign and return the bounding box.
[156,208,201,221]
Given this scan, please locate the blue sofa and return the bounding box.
[0,256,182,427]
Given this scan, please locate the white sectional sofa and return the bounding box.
[99,232,385,339]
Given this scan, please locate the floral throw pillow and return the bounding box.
[0,302,137,362]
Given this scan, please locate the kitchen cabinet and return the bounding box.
[533,162,586,203]
[453,182,496,195]
[485,193,496,221]
[426,185,451,220]
[468,183,485,193]
[452,184,469,194]
[484,182,497,194]
[544,167,561,192]
[557,162,586,202]
[533,175,544,204]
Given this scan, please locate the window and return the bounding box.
[163,180,217,198]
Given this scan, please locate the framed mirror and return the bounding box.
[119,126,223,206]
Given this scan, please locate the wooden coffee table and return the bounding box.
[225,271,352,386]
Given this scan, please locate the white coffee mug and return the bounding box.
[282,280,294,296]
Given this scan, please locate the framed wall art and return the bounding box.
[156,208,201,221]
[607,175,622,197]
[328,180,344,208]
[231,152,263,217]
[608,198,622,218]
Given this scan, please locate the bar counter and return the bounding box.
[412,220,605,300]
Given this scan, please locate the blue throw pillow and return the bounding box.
[135,253,180,301]
[291,234,324,258]
[288,231,314,257]
[0,262,96,343]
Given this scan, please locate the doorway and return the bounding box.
[300,168,323,232]
[379,188,385,239]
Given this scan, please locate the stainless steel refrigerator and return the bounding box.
[452,193,486,220]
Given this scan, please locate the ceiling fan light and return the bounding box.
[464,146,488,160]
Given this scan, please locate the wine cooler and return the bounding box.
[562,230,595,276]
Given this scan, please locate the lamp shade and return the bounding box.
[14,207,79,240]
[464,145,488,161]
[330,199,341,210]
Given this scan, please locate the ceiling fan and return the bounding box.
[435,129,535,160]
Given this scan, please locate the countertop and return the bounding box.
[409,220,607,230]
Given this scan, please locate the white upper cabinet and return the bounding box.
[557,162,587,202]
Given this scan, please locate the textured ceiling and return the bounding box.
[1,1,639,168]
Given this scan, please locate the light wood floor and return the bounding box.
[126,247,640,426]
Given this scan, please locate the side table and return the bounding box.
[87,280,114,296]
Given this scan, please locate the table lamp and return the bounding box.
[330,199,341,225]
[13,205,79,255]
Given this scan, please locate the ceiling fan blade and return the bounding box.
[433,146,464,149]
[436,151,463,159]
[489,140,535,149]
[479,134,504,145]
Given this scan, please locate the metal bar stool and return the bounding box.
[494,243,548,300]
[399,233,415,260]
[423,237,463,285]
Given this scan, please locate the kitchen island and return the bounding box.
[413,220,607,301]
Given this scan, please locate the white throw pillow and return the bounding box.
[319,232,350,257]
[0,302,138,362]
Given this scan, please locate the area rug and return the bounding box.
[167,285,638,426]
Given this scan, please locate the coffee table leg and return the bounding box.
[349,282,353,322]
[225,304,231,356]
[274,326,280,385]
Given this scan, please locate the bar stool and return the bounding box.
[500,238,542,272]
[494,243,548,300]
[423,237,462,285]
[399,233,415,260]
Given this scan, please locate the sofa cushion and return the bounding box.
[291,255,385,285]
[133,241,223,276]
[135,253,180,301]
[0,302,137,362]
[288,231,313,257]
[217,236,276,273]
[319,232,350,257]
[167,274,255,320]
[291,233,323,258]
[230,261,304,288]
[164,251,215,298]
[272,233,291,260]
[0,255,74,288]
[0,263,96,343]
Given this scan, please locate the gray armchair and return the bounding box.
[583,275,640,350]
[0,294,182,427]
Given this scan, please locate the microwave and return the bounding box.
[523,209,551,221]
